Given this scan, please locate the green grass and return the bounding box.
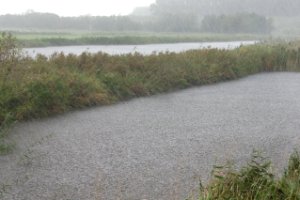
[196,151,300,200]
[7,31,266,47]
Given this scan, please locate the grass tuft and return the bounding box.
[198,151,300,200]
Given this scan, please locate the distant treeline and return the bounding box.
[147,0,297,32]
[1,0,299,33]
[0,13,140,31]
[201,14,273,34]
[151,0,300,17]
[0,12,272,34]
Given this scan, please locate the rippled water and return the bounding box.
[24,41,257,57]
[1,73,300,200]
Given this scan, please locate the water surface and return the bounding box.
[1,73,300,200]
[24,41,256,57]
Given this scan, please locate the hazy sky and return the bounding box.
[1,0,155,16]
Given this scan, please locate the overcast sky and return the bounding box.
[1,0,155,16]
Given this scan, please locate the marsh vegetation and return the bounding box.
[1,31,300,198]
[197,151,300,199]
[1,33,300,152]
[1,0,300,199]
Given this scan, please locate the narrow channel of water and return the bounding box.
[1,73,300,200]
[24,41,257,57]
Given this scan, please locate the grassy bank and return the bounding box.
[0,35,298,128]
[19,35,257,47]
[9,31,265,47]
[196,151,300,199]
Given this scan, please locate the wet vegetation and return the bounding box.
[1,33,300,138]
[18,32,262,47]
[1,0,300,198]
[0,35,283,125]
[197,151,300,199]
[0,34,298,126]
[1,32,300,197]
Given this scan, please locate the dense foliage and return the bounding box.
[198,151,300,199]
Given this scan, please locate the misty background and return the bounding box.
[0,0,300,36]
